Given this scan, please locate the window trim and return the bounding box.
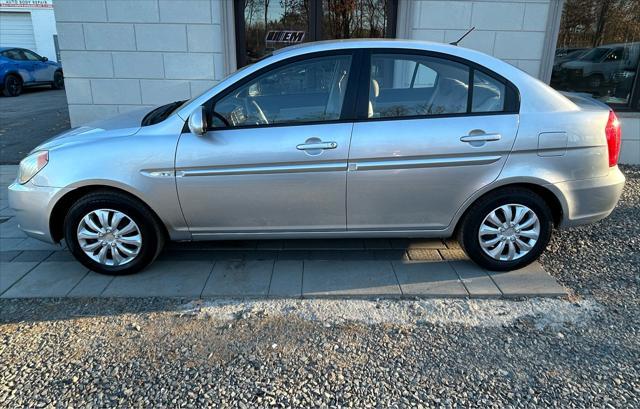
[354,48,521,123]
[204,49,365,131]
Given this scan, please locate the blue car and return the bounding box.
[0,47,63,97]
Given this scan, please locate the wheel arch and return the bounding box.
[3,70,24,83]
[49,184,169,243]
[451,179,566,236]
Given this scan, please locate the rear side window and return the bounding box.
[368,53,469,118]
[2,49,24,60]
[366,51,519,119]
[472,70,506,113]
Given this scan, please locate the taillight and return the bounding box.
[605,110,621,167]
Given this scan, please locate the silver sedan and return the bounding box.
[8,39,625,275]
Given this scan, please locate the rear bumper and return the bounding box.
[7,181,70,243]
[551,166,626,228]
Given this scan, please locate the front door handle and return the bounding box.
[296,141,338,150]
[460,133,502,143]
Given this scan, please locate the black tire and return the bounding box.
[52,70,64,89]
[2,74,22,97]
[457,188,553,271]
[64,191,165,275]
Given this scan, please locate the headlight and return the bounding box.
[18,150,49,184]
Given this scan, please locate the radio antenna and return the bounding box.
[450,27,475,46]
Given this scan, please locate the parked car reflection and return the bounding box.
[551,42,639,105]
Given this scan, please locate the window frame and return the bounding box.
[629,61,640,112]
[354,48,521,122]
[204,49,365,131]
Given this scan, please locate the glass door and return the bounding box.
[235,0,312,67]
[235,0,397,67]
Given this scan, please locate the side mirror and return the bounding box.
[188,106,207,135]
[42,56,48,62]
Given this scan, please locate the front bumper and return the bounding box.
[551,166,626,228]
[7,181,70,243]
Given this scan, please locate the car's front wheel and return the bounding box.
[64,191,164,275]
[457,188,553,271]
[52,70,64,89]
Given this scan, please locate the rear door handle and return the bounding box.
[460,133,502,143]
[296,141,338,150]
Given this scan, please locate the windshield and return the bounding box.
[578,48,610,62]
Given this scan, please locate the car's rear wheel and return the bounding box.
[64,192,164,275]
[2,75,22,97]
[52,70,64,89]
[457,188,553,271]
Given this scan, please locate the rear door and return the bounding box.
[346,50,520,231]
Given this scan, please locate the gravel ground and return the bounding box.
[1,166,638,408]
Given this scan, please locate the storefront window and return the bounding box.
[551,0,640,110]
[322,0,395,40]
[235,0,396,67]
[237,0,310,66]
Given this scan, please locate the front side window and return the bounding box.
[212,54,352,127]
[368,54,469,118]
[551,0,640,109]
[21,50,42,61]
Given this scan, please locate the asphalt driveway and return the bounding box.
[0,87,70,164]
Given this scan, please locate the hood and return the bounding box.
[36,107,152,151]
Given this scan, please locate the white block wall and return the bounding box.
[403,0,551,77]
[53,0,226,126]
[619,116,640,165]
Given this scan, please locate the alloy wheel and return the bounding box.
[76,209,142,266]
[477,204,540,261]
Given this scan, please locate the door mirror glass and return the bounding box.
[42,56,48,62]
[188,106,207,135]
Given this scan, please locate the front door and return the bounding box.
[347,51,520,231]
[176,52,357,236]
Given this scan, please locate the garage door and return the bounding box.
[0,12,36,51]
